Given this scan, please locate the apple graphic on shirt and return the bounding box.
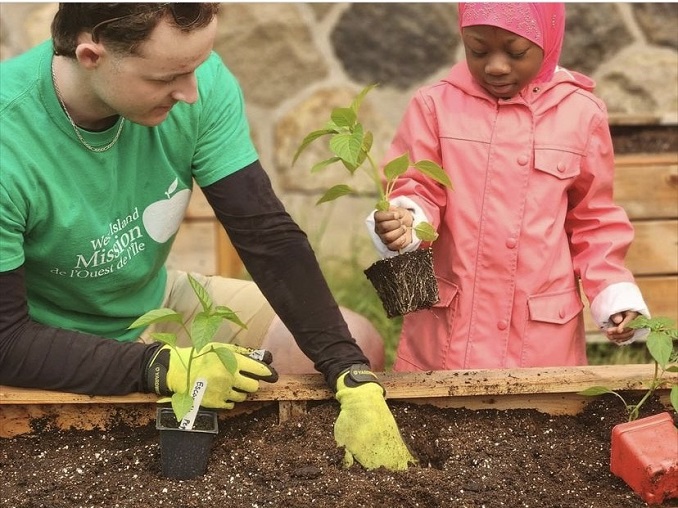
[142,178,191,244]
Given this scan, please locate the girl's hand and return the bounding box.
[604,310,640,344]
[374,207,413,251]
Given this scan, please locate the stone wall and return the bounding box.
[2,3,677,266]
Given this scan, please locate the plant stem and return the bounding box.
[608,390,629,409]
[181,323,194,395]
[366,152,387,202]
[627,363,663,421]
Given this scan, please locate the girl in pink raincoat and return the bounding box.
[368,3,650,371]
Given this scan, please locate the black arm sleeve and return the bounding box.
[0,265,160,395]
[202,161,369,387]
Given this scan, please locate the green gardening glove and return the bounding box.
[334,364,417,471]
[146,343,278,409]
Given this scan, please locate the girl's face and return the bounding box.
[462,25,544,100]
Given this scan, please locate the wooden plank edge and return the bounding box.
[2,365,675,404]
[2,365,676,438]
[1,389,673,438]
[397,390,674,417]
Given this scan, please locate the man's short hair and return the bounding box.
[52,3,220,57]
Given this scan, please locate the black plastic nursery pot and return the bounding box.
[364,247,439,318]
[156,407,218,480]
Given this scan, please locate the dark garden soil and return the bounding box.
[364,248,439,318]
[1,395,676,508]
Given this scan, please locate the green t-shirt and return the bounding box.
[0,40,258,341]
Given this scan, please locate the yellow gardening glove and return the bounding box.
[146,343,278,409]
[334,364,417,471]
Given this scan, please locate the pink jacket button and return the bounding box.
[557,162,566,172]
[506,238,517,249]
[497,320,508,330]
[517,155,529,165]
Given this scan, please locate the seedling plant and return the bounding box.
[580,316,678,421]
[293,84,453,244]
[128,274,246,421]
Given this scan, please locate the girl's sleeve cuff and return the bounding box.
[590,282,650,345]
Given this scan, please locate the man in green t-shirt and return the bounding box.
[0,3,415,471]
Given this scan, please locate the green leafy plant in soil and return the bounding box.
[127,273,246,421]
[580,316,678,421]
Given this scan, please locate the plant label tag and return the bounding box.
[178,377,208,430]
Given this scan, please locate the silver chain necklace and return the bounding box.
[51,61,125,153]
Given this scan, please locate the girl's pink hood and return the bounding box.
[458,2,566,83]
[456,2,596,103]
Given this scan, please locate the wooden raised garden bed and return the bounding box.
[1,365,676,508]
[2,364,674,438]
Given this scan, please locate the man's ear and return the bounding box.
[74,34,107,69]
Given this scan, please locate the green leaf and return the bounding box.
[362,131,373,155]
[413,160,454,189]
[383,153,410,182]
[191,312,222,352]
[317,184,354,205]
[329,125,364,167]
[414,222,439,242]
[356,131,372,168]
[331,107,356,128]
[212,345,238,374]
[647,333,672,369]
[650,316,675,329]
[215,306,248,329]
[671,385,678,414]
[350,84,378,114]
[324,120,340,131]
[341,159,358,174]
[628,315,676,334]
[188,273,213,312]
[127,308,183,329]
[628,316,652,330]
[292,128,336,165]
[376,197,390,212]
[149,332,177,348]
[171,392,194,421]
[311,157,342,173]
[578,386,615,396]
[356,150,368,168]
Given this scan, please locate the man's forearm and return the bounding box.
[0,266,157,395]
[203,162,370,387]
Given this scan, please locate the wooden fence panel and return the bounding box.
[626,220,678,275]
[613,154,678,220]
